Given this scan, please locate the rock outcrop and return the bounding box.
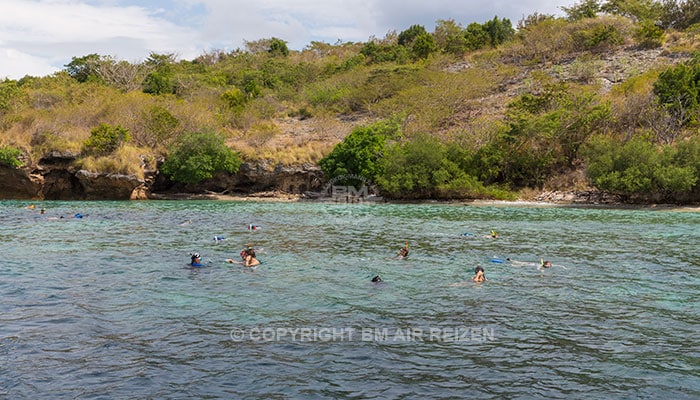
[0,158,323,200]
[151,160,323,197]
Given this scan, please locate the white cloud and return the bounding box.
[0,0,577,80]
[0,48,57,79]
[0,0,200,79]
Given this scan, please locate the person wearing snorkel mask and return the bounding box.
[190,253,204,267]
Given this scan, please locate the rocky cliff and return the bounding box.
[0,154,323,201]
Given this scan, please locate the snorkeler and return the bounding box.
[472,265,486,282]
[190,253,204,267]
[538,259,553,270]
[397,241,409,258]
[242,244,260,267]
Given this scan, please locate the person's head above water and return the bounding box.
[542,260,552,268]
[371,275,382,283]
[475,265,484,274]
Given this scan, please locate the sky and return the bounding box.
[0,0,578,80]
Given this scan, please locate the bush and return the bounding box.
[83,124,131,156]
[585,135,699,197]
[142,71,175,95]
[139,106,180,148]
[221,87,248,110]
[160,131,242,184]
[378,134,476,198]
[635,19,664,48]
[572,21,625,51]
[0,79,24,114]
[0,146,22,168]
[653,59,700,126]
[319,119,401,184]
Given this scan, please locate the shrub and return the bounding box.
[398,25,428,46]
[319,119,401,184]
[0,79,24,114]
[635,19,664,48]
[572,21,625,51]
[140,106,180,148]
[221,87,248,110]
[83,124,131,156]
[160,131,242,184]
[585,135,699,197]
[653,59,700,126]
[0,146,22,168]
[142,71,175,95]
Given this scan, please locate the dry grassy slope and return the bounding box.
[237,45,690,192]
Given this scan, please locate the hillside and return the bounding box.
[1,3,700,203]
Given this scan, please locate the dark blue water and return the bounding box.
[1,200,698,399]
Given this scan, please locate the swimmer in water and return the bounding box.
[190,253,203,267]
[490,230,499,238]
[372,275,383,283]
[472,265,486,282]
[397,241,409,258]
[242,244,260,267]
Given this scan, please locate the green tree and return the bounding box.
[319,119,401,183]
[64,53,105,83]
[143,71,174,95]
[660,0,700,29]
[434,19,469,54]
[161,131,242,184]
[377,134,485,198]
[411,33,438,59]
[360,41,410,64]
[142,52,176,95]
[463,22,490,50]
[398,24,428,46]
[602,0,663,21]
[483,16,515,47]
[83,124,131,156]
[268,37,290,57]
[585,135,698,197]
[653,59,700,126]
[562,0,601,21]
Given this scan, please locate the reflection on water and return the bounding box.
[1,200,698,399]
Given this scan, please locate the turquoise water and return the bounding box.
[1,200,698,399]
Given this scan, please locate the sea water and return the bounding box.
[1,200,698,399]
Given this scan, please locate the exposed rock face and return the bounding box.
[0,167,43,199]
[536,190,623,204]
[74,170,144,200]
[151,161,323,196]
[1,148,145,200]
[0,158,322,200]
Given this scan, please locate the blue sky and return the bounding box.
[0,0,577,80]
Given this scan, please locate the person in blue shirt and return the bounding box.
[190,253,204,267]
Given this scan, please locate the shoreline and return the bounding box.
[146,190,700,211]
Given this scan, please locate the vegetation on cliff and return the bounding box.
[1,0,700,202]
